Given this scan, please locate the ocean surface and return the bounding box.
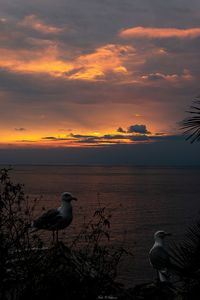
[4,165,200,287]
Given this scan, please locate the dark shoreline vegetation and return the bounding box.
[1,169,200,300]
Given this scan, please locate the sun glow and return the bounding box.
[0,127,156,148]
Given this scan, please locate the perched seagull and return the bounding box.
[31,192,77,242]
[149,230,172,283]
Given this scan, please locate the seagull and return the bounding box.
[149,230,172,283]
[31,192,77,242]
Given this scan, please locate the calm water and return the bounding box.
[5,165,200,287]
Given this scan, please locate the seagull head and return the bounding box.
[154,230,172,241]
[61,192,77,202]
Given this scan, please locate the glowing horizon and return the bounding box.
[0,0,199,164]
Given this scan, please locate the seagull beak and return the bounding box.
[71,197,78,201]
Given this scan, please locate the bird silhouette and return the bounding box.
[149,230,172,282]
[31,192,77,242]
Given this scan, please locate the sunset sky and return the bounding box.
[0,0,200,164]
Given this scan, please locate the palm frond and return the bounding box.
[180,97,200,143]
[169,219,200,278]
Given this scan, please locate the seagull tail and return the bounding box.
[24,222,39,233]
[29,227,39,234]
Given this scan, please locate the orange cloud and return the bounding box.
[0,46,74,76]
[119,26,200,39]
[0,43,138,81]
[68,44,137,80]
[20,15,63,34]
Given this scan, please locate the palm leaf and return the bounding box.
[169,219,200,278]
[180,97,200,143]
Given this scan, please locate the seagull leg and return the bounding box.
[56,230,59,243]
[52,230,55,243]
[156,270,160,284]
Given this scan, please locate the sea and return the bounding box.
[3,165,200,287]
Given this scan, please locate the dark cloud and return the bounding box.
[103,134,127,139]
[14,127,26,131]
[155,132,166,136]
[42,136,70,141]
[142,73,167,81]
[70,134,96,139]
[42,136,57,140]
[127,124,150,134]
[41,132,142,144]
[58,128,72,132]
[117,127,126,133]
[41,131,182,146]
[19,140,36,143]
[1,0,199,59]
[0,0,151,49]
[70,133,129,144]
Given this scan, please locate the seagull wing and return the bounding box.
[33,208,62,230]
[149,245,170,270]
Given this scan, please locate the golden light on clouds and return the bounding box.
[0,126,156,148]
[0,11,198,153]
[0,46,74,76]
[120,26,200,39]
[20,15,63,34]
[68,44,133,80]
[0,43,137,81]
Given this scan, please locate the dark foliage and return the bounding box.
[162,219,200,299]
[0,168,133,300]
[180,97,200,143]
[170,220,200,278]
[3,167,200,299]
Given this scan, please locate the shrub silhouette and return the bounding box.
[0,168,132,300]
